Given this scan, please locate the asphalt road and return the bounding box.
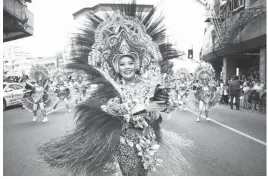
[3,102,266,176]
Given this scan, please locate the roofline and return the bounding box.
[73,3,154,17]
[195,0,207,7]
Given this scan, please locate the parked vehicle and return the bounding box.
[3,83,31,111]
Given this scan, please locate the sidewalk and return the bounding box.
[219,103,266,115]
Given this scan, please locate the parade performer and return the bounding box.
[21,64,50,122]
[189,63,220,122]
[51,69,71,112]
[38,2,193,176]
[73,70,90,106]
[160,66,181,120]
[174,68,191,110]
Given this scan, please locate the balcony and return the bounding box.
[201,0,266,62]
[3,0,34,42]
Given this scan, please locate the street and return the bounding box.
[3,103,266,176]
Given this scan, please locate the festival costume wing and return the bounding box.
[37,63,124,176]
[21,65,52,111]
[208,90,221,110]
[186,91,199,111]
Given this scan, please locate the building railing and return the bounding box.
[3,0,33,28]
[25,8,34,28]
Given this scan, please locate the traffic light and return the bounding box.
[188,49,193,59]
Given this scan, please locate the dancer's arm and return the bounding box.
[102,96,167,117]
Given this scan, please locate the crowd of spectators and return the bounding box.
[217,70,266,114]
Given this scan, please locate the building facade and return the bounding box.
[36,56,65,70]
[3,44,64,76]
[3,0,34,42]
[3,44,32,76]
[201,0,266,82]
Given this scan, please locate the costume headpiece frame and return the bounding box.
[194,63,215,83]
[88,14,163,79]
[175,67,190,81]
[29,64,49,82]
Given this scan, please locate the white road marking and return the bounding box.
[46,106,66,115]
[186,108,267,146]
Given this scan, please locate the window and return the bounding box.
[212,30,216,45]
[232,0,245,12]
[7,84,16,91]
[14,84,23,90]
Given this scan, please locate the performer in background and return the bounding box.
[189,63,220,122]
[21,64,51,122]
[73,71,90,106]
[38,2,193,176]
[174,68,191,110]
[159,66,181,120]
[51,70,71,112]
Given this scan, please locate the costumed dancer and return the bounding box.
[51,69,71,113]
[160,66,181,120]
[73,70,90,106]
[21,64,50,122]
[189,63,220,122]
[174,68,191,110]
[38,2,194,176]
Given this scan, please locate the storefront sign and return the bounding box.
[238,53,260,56]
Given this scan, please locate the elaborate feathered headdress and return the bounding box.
[175,67,190,81]
[52,68,68,84]
[73,70,88,82]
[67,1,180,77]
[29,64,49,83]
[194,62,215,82]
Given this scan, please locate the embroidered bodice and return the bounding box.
[196,82,216,103]
[104,78,162,172]
[175,81,189,96]
[32,85,44,103]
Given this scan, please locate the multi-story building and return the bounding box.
[36,56,64,70]
[16,57,37,75]
[3,47,65,77]
[200,0,266,82]
[3,0,34,42]
[3,44,32,76]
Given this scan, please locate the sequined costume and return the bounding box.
[188,63,221,121]
[21,64,51,122]
[73,70,90,105]
[174,68,192,109]
[54,83,70,99]
[37,2,193,176]
[51,69,71,112]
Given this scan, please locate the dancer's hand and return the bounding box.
[145,101,167,112]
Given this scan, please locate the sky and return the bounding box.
[4,0,207,59]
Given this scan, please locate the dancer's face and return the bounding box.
[202,78,208,84]
[36,74,42,85]
[118,56,135,81]
[37,80,42,86]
